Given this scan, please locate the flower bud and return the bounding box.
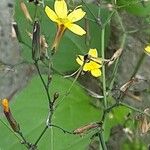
[20,2,32,22]
[1,99,20,133]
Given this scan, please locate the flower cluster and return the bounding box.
[45,1,102,77]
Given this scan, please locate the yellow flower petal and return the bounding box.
[45,6,58,23]
[91,69,101,77]
[76,55,84,66]
[83,63,90,71]
[67,8,86,22]
[83,61,101,71]
[54,0,67,18]
[67,23,86,35]
[88,49,98,57]
[144,45,150,54]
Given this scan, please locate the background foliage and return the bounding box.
[0,0,150,149]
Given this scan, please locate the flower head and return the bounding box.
[45,0,86,36]
[144,45,150,56]
[76,49,102,77]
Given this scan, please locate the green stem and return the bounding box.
[101,27,107,109]
[106,102,150,118]
[34,61,51,106]
[98,132,107,150]
[81,0,99,25]
[120,102,150,117]
[108,33,127,92]
[115,10,126,33]
[103,11,115,27]
[0,118,21,141]
[34,126,48,146]
[131,52,146,78]
[50,127,54,150]
[55,64,84,108]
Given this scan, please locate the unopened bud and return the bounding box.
[20,2,32,22]
[73,122,100,134]
[53,92,59,101]
[32,20,40,61]
[1,99,20,133]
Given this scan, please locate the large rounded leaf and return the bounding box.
[0,75,100,149]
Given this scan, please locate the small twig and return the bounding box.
[34,126,48,146]
[115,10,126,33]
[56,61,86,108]
[34,60,52,106]
[120,102,150,118]
[131,52,146,78]
[33,60,53,147]
[105,101,150,118]
[98,132,107,150]
[18,132,33,149]
[103,10,115,27]
[101,26,107,109]
[50,124,73,134]
[108,33,127,92]
[81,0,101,26]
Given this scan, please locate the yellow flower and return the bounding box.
[144,45,150,55]
[76,49,102,77]
[45,0,86,53]
[45,0,86,35]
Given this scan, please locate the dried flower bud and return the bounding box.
[73,123,100,134]
[1,99,20,133]
[12,22,22,42]
[106,4,113,11]
[40,35,49,60]
[120,78,137,92]
[20,2,32,22]
[32,20,40,61]
[108,48,123,66]
[138,108,150,134]
[125,92,142,102]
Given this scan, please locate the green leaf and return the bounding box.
[0,75,100,149]
[118,0,150,16]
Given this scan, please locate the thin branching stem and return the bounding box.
[101,27,107,109]
[98,132,107,150]
[56,61,86,108]
[34,126,48,146]
[34,60,52,106]
[131,52,146,78]
[50,124,73,134]
[106,101,150,118]
[108,33,127,92]
[0,118,21,140]
[120,102,150,118]
[81,0,100,25]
